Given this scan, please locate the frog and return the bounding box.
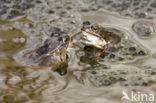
[16,27,70,75]
[80,21,122,50]
[72,21,146,65]
[71,21,123,57]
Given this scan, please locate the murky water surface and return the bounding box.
[0,0,156,103]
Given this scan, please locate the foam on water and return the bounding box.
[0,0,156,103]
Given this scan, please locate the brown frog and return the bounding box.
[18,27,70,75]
[71,21,124,62]
[74,21,146,64]
[75,21,122,51]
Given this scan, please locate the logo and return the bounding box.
[121,91,155,102]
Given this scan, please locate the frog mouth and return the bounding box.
[81,30,108,49]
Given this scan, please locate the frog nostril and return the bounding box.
[83,21,91,25]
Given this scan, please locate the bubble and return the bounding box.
[132,20,155,38]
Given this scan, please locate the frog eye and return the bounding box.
[91,25,98,32]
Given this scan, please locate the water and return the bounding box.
[0,0,156,103]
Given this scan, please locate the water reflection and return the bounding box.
[0,0,156,103]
